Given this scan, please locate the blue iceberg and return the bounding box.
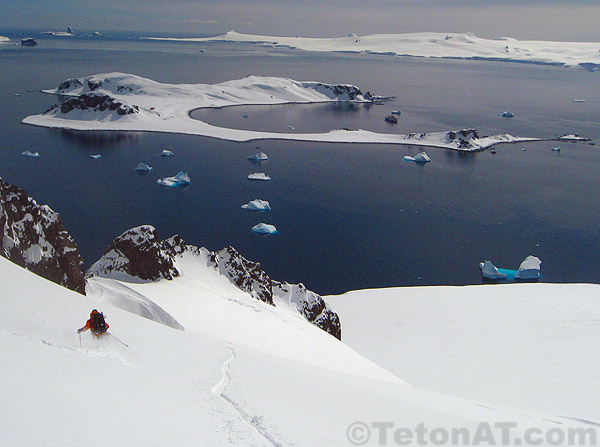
[135,163,153,172]
[403,152,431,163]
[160,150,174,157]
[242,199,271,211]
[479,260,508,280]
[248,152,269,162]
[515,255,542,281]
[252,223,278,235]
[22,151,40,157]
[500,111,515,118]
[157,171,190,187]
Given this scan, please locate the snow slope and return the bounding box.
[1,253,594,445]
[22,73,536,150]
[158,30,600,68]
[327,284,600,422]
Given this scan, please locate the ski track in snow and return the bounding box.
[212,347,290,447]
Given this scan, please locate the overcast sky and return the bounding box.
[2,0,599,41]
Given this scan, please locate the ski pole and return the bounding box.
[78,332,82,348]
[107,332,129,348]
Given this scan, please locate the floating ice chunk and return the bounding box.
[391,110,401,115]
[551,146,561,152]
[242,199,271,211]
[160,150,174,156]
[287,125,295,130]
[242,114,249,118]
[22,151,39,157]
[515,255,541,280]
[572,99,586,103]
[403,152,431,163]
[135,163,153,171]
[89,154,101,159]
[157,171,190,187]
[252,223,278,235]
[248,152,269,162]
[248,172,271,181]
[479,260,508,280]
[199,49,206,53]
[500,111,515,118]
[558,134,589,141]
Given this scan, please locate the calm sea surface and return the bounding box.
[1,31,599,294]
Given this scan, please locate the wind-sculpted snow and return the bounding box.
[22,72,537,150]
[87,226,341,338]
[0,179,86,294]
[160,30,600,68]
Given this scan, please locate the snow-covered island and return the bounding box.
[22,72,538,151]
[150,30,600,69]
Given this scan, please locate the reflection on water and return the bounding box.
[56,129,140,148]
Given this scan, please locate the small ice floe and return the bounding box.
[248,152,269,162]
[515,255,542,281]
[403,152,431,163]
[248,173,271,181]
[479,260,508,280]
[160,150,174,156]
[242,199,271,211]
[252,223,279,235]
[521,148,527,151]
[15,93,21,97]
[384,114,398,123]
[242,114,249,118]
[572,99,586,103]
[89,154,101,159]
[135,163,153,171]
[157,171,190,187]
[551,146,561,152]
[391,110,401,115]
[500,111,515,118]
[558,134,590,142]
[22,151,39,157]
[287,125,295,130]
[199,49,206,53]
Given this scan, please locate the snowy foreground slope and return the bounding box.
[327,284,600,423]
[162,31,600,68]
[22,73,534,150]
[2,253,598,446]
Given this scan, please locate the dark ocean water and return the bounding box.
[1,31,599,294]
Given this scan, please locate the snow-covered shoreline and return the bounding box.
[22,72,538,151]
[145,30,600,68]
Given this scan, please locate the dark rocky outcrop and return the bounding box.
[0,179,86,294]
[45,92,139,116]
[88,226,341,339]
[447,128,480,149]
[88,225,179,281]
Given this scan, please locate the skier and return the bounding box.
[77,309,109,337]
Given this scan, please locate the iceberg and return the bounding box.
[500,111,515,118]
[248,173,271,181]
[403,152,431,163]
[160,150,174,156]
[157,171,191,187]
[241,199,271,211]
[22,151,40,157]
[515,255,542,281]
[252,223,279,235]
[479,260,508,280]
[89,154,101,159]
[248,152,269,162]
[135,163,153,171]
[551,146,561,152]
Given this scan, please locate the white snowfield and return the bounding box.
[1,251,599,446]
[327,284,600,423]
[22,72,536,151]
[161,30,600,68]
